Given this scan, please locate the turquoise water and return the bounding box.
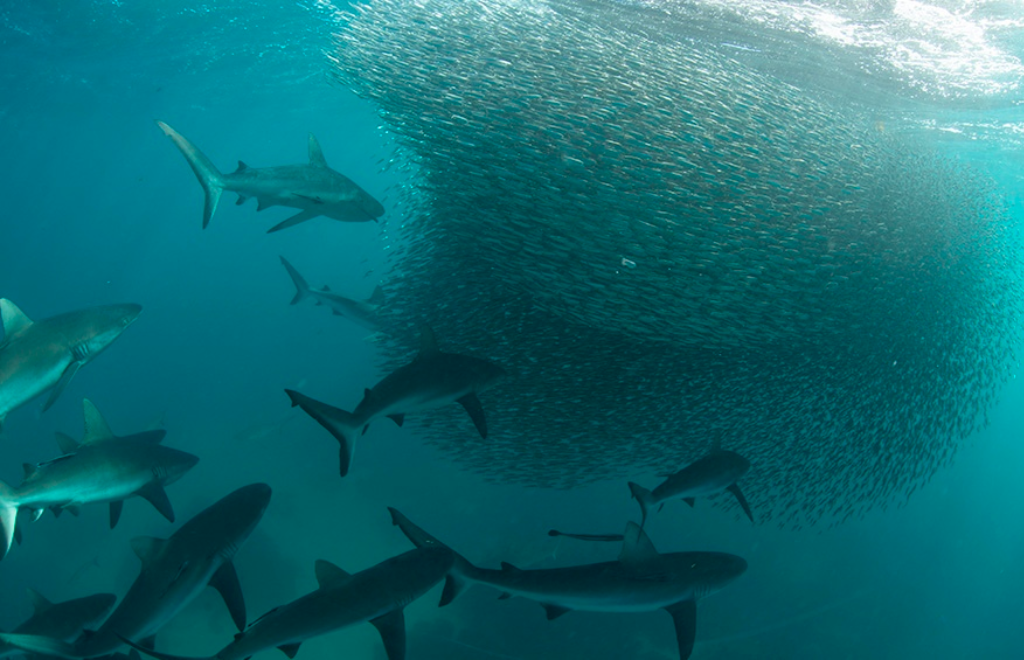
[1,1,1023,658]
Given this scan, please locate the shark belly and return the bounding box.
[86,560,222,656]
[489,579,688,613]
[0,342,71,417]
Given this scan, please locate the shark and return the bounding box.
[389,508,747,660]
[628,449,754,527]
[117,544,455,660]
[156,121,385,233]
[279,256,384,332]
[0,483,272,658]
[0,589,116,657]
[285,326,505,476]
[0,399,199,559]
[0,299,141,430]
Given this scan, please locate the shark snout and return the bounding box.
[162,451,200,485]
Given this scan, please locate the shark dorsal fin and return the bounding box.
[0,299,33,337]
[308,134,327,167]
[368,285,385,305]
[130,536,166,566]
[25,587,53,616]
[314,559,351,588]
[619,522,660,567]
[322,285,331,292]
[278,643,301,659]
[235,161,249,173]
[55,431,80,454]
[417,325,439,358]
[82,400,116,444]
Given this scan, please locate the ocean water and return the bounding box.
[0,1,1022,659]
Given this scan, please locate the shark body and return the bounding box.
[0,590,116,657]
[390,509,747,660]
[0,299,141,430]
[628,449,754,526]
[156,121,384,233]
[0,484,271,658]
[286,327,504,476]
[279,256,384,332]
[120,545,454,660]
[0,399,199,559]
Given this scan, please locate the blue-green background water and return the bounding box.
[1,1,1023,658]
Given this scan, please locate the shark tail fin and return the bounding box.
[387,507,477,605]
[155,120,225,229]
[628,482,654,529]
[0,479,18,560]
[279,256,311,305]
[284,390,360,477]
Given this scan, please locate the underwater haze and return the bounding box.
[1,1,1023,659]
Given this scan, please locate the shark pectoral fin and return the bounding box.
[542,604,571,621]
[314,559,351,588]
[665,600,698,660]
[727,483,755,523]
[257,198,272,212]
[28,508,42,522]
[65,506,81,517]
[0,633,78,659]
[369,610,406,660]
[387,414,405,427]
[277,643,301,659]
[138,482,175,522]
[456,394,488,438]
[109,500,124,529]
[682,497,695,508]
[210,560,247,631]
[13,524,22,546]
[267,209,319,234]
[42,361,83,413]
[440,574,469,607]
[235,196,247,205]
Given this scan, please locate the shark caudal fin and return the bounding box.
[387,507,477,606]
[627,482,655,528]
[0,479,18,560]
[284,390,360,477]
[279,256,312,305]
[155,121,225,229]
